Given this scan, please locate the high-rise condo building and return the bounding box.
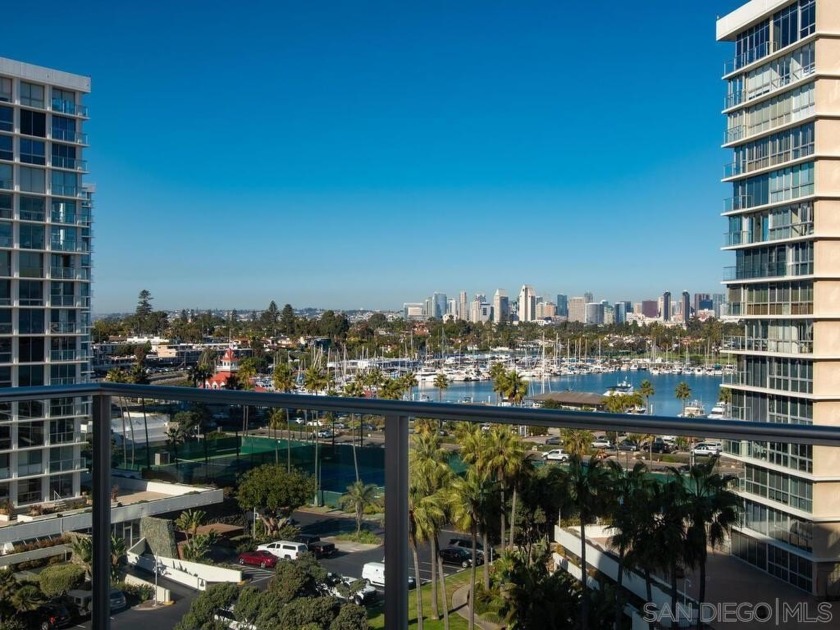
[517,285,536,322]
[717,0,837,595]
[694,292,712,313]
[568,296,586,323]
[641,300,659,318]
[0,58,92,508]
[458,291,468,322]
[681,290,691,323]
[556,294,568,317]
[492,289,509,324]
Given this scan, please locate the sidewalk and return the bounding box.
[451,584,506,630]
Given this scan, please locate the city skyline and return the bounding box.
[4,1,745,312]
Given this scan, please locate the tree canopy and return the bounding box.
[237,464,316,535]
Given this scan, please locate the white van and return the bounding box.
[257,540,308,560]
[362,561,386,587]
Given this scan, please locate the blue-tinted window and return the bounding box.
[20,110,45,137]
[20,138,45,165]
[0,194,10,219]
[19,224,45,250]
[0,106,11,132]
[19,196,45,221]
[0,164,10,190]
[18,308,44,334]
[0,136,11,162]
[51,115,75,142]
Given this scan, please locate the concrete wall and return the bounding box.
[128,545,242,592]
[0,544,70,568]
[123,572,171,604]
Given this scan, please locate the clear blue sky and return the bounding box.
[4,1,746,313]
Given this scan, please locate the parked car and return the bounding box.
[256,540,308,559]
[591,437,613,449]
[237,549,278,568]
[545,436,561,445]
[321,573,378,606]
[692,442,722,456]
[448,537,490,561]
[109,589,127,612]
[617,440,639,452]
[543,449,569,462]
[439,546,482,568]
[361,562,417,589]
[650,439,674,454]
[294,534,337,558]
[315,428,335,439]
[21,602,72,629]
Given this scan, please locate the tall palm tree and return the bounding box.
[607,461,653,630]
[481,426,525,550]
[273,362,296,471]
[497,369,529,405]
[410,430,451,621]
[409,488,447,629]
[433,372,450,402]
[675,459,741,628]
[565,455,615,630]
[675,381,692,413]
[639,379,655,414]
[449,469,495,630]
[340,480,380,536]
[110,533,127,581]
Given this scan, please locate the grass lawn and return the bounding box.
[367,569,475,629]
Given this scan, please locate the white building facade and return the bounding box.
[0,58,92,508]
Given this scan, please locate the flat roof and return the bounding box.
[0,57,90,92]
[717,0,795,41]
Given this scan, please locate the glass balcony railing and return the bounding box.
[3,382,839,630]
[723,261,812,281]
[724,144,814,179]
[51,185,82,198]
[51,129,88,145]
[724,195,752,212]
[50,349,79,361]
[727,302,813,317]
[724,63,816,110]
[723,221,814,247]
[51,156,88,172]
[725,335,813,355]
[724,41,779,76]
[51,98,89,118]
[17,462,45,476]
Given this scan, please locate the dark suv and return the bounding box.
[22,602,72,629]
[439,546,482,568]
[448,537,489,561]
[294,533,337,558]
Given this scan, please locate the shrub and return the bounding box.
[39,563,85,596]
[112,580,153,606]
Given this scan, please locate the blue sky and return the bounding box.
[4,1,746,312]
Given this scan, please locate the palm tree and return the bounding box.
[410,430,452,621]
[607,461,653,630]
[340,480,380,536]
[175,508,206,541]
[71,535,93,579]
[450,468,496,630]
[676,459,741,628]
[110,534,127,581]
[718,385,732,405]
[639,379,655,414]
[564,455,615,630]
[433,372,450,403]
[497,369,529,405]
[481,426,525,550]
[561,428,593,459]
[0,569,17,621]
[675,381,692,413]
[401,371,418,400]
[11,584,45,613]
[273,362,296,471]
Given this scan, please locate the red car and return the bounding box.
[238,549,278,569]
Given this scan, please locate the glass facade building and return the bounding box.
[0,58,91,508]
[718,0,840,596]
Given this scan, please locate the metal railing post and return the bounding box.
[384,413,409,630]
[92,393,112,630]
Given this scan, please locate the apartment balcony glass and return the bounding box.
[50,128,88,145]
[725,40,778,76]
[51,156,87,172]
[723,363,812,393]
[724,44,815,110]
[50,349,78,361]
[726,335,813,355]
[724,221,813,247]
[49,457,84,473]
[723,260,812,280]
[17,462,45,477]
[50,98,88,118]
[724,135,814,179]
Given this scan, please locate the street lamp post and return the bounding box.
[153,560,165,606]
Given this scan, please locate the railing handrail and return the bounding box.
[6,382,840,446]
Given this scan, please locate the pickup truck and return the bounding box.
[295,534,337,558]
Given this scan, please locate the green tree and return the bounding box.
[280,304,296,336]
[38,564,85,597]
[237,464,316,536]
[175,508,206,541]
[676,459,741,627]
[10,584,45,613]
[433,372,450,402]
[182,531,217,562]
[71,535,93,579]
[339,480,380,536]
[564,455,615,630]
[561,428,593,458]
[135,289,154,334]
[639,379,655,414]
[675,381,692,413]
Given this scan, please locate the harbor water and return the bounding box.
[416,371,723,418]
